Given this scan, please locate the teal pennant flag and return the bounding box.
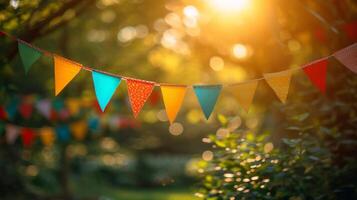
[193,85,222,119]
[92,71,121,112]
[18,41,42,73]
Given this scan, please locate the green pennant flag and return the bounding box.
[18,41,42,73]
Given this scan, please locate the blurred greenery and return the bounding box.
[1,0,357,199]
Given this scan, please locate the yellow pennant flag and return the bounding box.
[263,70,292,103]
[160,84,187,123]
[70,121,88,141]
[66,98,81,115]
[54,55,81,96]
[230,80,258,112]
[39,127,55,147]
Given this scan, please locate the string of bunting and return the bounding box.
[1,30,357,123]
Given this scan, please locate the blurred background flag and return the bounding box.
[36,99,51,119]
[303,59,328,94]
[193,85,222,119]
[55,125,71,142]
[334,43,357,73]
[264,71,292,103]
[126,79,155,118]
[70,120,88,141]
[160,85,187,123]
[92,71,121,112]
[5,124,19,144]
[229,81,258,112]
[17,41,42,73]
[39,127,55,147]
[54,55,81,96]
[21,128,36,148]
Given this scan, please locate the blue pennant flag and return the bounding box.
[56,125,70,142]
[193,85,222,119]
[92,71,121,112]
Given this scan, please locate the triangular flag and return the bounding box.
[21,128,36,148]
[19,102,33,119]
[126,79,155,118]
[160,85,187,123]
[230,81,258,112]
[92,71,121,112]
[56,125,71,142]
[39,127,55,147]
[303,59,328,94]
[264,70,292,103]
[70,120,88,141]
[334,43,357,74]
[36,99,51,119]
[5,124,19,144]
[193,85,222,119]
[18,41,42,73]
[54,55,81,96]
[65,98,81,115]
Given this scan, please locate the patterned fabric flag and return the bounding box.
[126,79,155,118]
[70,120,88,141]
[56,125,71,142]
[18,41,42,73]
[334,43,357,74]
[21,128,36,148]
[264,70,292,103]
[54,55,81,96]
[39,127,55,147]
[5,124,19,144]
[36,99,51,119]
[230,81,258,112]
[92,71,121,112]
[160,85,187,123]
[303,58,328,94]
[193,85,222,119]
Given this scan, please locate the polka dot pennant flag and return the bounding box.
[193,85,222,120]
[229,80,258,112]
[126,79,155,118]
[303,58,328,94]
[54,55,81,96]
[263,70,292,104]
[160,85,187,123]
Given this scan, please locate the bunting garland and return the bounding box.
[264,71,292,103]
[0,31,357,122]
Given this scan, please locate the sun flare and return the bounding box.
[209,0,251,13]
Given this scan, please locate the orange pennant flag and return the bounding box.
[263,70,292,103]
[70,120,88,141]
[160,84,187,123]
[230,81,258,112]
[39,127,55,147]
[126,79,155,118]
[54,55,81,96]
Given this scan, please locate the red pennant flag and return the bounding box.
[21,128,36,148]
[303,58,328,94]
[126,79,155,118]
[342,21,357,41]
[19,102,33,119]
[0,106,6,119]
[334,43,357,74]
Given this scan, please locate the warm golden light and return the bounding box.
[232,44,248,59]
[209,0,251,13]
